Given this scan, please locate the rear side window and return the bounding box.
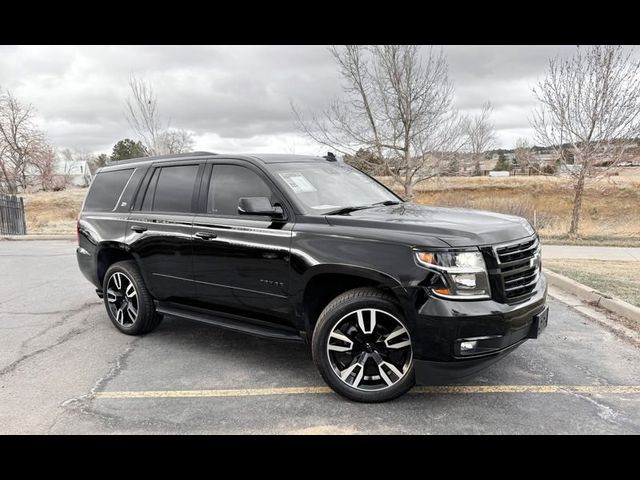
[141,165,199,213]
[83,169,134,212]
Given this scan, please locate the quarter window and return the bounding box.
[83,169,134,212]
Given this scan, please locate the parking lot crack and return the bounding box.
[17,301,98,352]
[52,340,141,430]
[0,311,96,378]
[61,340,138,409]
[564,389,622,425]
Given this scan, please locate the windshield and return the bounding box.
[270,161,401,214]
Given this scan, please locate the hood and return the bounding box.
[324,203,535,247]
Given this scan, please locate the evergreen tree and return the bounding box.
[110,139,148,161]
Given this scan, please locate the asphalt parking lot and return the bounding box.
[1,240,639,434]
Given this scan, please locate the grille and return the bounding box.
[491,236,541,303]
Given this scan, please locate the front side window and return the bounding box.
[270,162,399,213]
[142,164,199,213]
[207,165,273,216]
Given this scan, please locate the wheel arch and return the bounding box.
[96,242,139,288]
[297,264,408,335]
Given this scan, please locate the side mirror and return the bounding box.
[238,197,284,218]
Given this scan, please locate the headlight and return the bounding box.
[415,250,491,300]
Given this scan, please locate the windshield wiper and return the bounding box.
[324,200,403,215]
[324,205,372,215]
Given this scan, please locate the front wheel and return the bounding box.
[103,260,162,335]
[312,287,415,402]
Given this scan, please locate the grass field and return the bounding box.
[21,188,86,235]
[16,170,640,246]
[544,259,640,307]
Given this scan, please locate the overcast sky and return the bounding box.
[0,45,593,155]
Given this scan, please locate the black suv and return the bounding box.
[77,151,548,402]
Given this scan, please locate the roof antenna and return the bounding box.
[324,151,337,162]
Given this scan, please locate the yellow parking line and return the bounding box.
[96,386,333,399]
[95,385,640,399]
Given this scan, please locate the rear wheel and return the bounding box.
[103,260,162,335]
[312,287,414,402]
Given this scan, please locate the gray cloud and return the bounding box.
[2,45,632,153]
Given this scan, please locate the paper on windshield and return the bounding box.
[278,172,317,194]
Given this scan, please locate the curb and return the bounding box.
[0,235,76,241]
[543,268,640,323]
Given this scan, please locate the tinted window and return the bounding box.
[84,169,134,211]
[143,165,199,213]
[208,165,272,216]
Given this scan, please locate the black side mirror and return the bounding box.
[238,197,284,218]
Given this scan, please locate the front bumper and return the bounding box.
[396,274,548,384]
[414,340,525,384]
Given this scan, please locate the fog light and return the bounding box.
[460,341,477,352]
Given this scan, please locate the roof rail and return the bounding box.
[110,151,218,165]
[191,151,218,156]
[143,151,217,161]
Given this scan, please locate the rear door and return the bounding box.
[126,161,205,302]
[191,161,294,326]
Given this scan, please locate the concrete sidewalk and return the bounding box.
[0,234,75,241]
[542,245,640,261]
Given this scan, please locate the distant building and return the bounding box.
[490,152,516,162]
[62,160,93,187]
[532,151,559,166]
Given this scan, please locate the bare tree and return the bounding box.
[532,45,640,236]
[125,75,194,156]
[293,45,463,197]
[463,102,496,175]
[513,138,539,172]
[0,89,47,193]
[125,76,163,155]
[160,129,194,155]
[31,145,58,191]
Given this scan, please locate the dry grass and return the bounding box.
[378,172,640,244]
[22,188,86,234]
[544,259,640,307]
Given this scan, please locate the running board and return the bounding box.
[155,303,303,342]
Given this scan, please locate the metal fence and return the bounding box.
[0,194,27,235]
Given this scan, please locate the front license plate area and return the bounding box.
[529,307,548,339]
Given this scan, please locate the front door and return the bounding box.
[127,162,204,303]
[192,162,293,326]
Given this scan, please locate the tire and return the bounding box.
[102,260,163,335]
[312,287,415,402]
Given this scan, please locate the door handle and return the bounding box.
[130,225,147,233]
[195,232,218,240]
